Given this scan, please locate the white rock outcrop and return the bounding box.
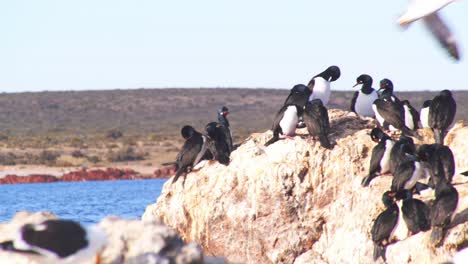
[0,211,205,264]
[143,109,468,264]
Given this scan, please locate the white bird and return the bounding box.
[0,219,107,264]
[398,0,460,61]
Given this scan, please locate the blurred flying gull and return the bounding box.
[398,0,460,61]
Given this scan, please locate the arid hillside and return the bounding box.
[0,89,466,169]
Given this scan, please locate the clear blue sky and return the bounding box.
[1,0,467,92]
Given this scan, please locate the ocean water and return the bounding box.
[0,179,166,224]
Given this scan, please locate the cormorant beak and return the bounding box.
[353,83,360,88]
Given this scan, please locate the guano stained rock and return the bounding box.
[143,109,468,264]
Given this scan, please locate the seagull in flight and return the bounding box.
[398,0,461,61]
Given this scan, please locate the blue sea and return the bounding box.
[0,179,166,224]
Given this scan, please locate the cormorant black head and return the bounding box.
[292,84,309,94]
[181,125,196,140]
[353,74,372,88]
[422,100,432,108]
[379,79,393,91]
[440,90,452,97]
[370,127,386,143]
[218,106,229,116]
[317,65,341,82]
[382,191,396,207]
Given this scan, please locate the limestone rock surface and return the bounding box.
[143,109,468,264]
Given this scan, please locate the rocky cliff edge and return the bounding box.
[143,109,468,264]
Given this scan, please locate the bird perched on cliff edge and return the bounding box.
[402,100,420,131]
[371,191,399,262]
[303,99,332,149]
[265,104,303,146]
[430,177,459,247]
[171,125,208,184]
[217,106,233,152]
[0,219,107,264]
[350,74,379,117]
[362,128,395,187]
[420,100,432,129]
[429,89,457,144]
[395,190,431,236]
[398,0,461,61]
[307,65,341,106]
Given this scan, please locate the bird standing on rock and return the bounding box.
[429,90,456,144]
[372,79,419,139]
[362,128,395,187]
[430,178,459,247]
[218,106,234,152]
[420,100,432,129]
[265,104,302,146]
[0,219,107,264]
[402,100,420,131]
[395,190,431,236]
[171,126,207,184]
[350,74,379,117]
[303,99,332,149]
[417,143,455,187]
[307,65,341,106]
[389,135,416,175]
[371,191,399,263]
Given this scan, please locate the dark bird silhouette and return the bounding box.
[371,191,399,262]
[417,144,455,187]
[389,135,416,175]
[430,179,459,247]
[395,190,431,235]
[429,90,456,144]
[205,122,231,165]
[303,99,332,149]
[171,126,206,184]
[218,106,234,152]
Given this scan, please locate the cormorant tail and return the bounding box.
[264,134,280,146]
[373,244,387,262]
[172,168,185,184]
[319,134,333,149]
[430,227,445,247]
[361,173,377,187]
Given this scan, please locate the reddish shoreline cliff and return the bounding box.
[0,166,175,184]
